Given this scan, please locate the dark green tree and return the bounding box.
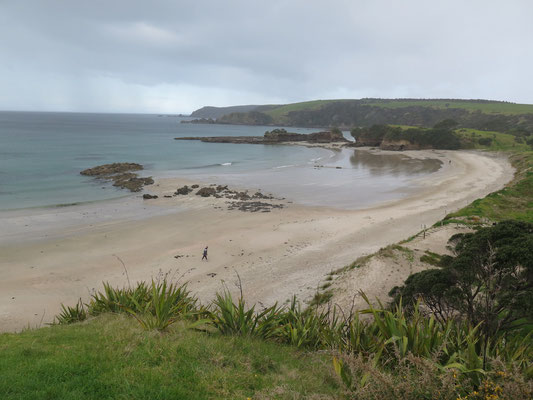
[391,221,533,339]
[433,119,459,130]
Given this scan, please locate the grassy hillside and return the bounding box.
[198,98,533,132]
[363,99,533,115]
[197,99,533,121]
[262,99,349,121]
[446,151,533,222]
[0,315,339,399]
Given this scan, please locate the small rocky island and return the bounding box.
[175,128,348,144]
[80,163,154,192]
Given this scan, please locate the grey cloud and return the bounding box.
[0,0,532,113]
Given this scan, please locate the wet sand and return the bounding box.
[0,149,514,332]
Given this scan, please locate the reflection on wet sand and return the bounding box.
[349,150,442,177]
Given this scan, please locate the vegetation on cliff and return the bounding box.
[188,99,533,137]
[350,121,461,150]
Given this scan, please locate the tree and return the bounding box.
[331,126,342,135]
[433,119,459,130]
[391,221,533,339]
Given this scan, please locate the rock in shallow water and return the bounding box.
[80,163,153,192]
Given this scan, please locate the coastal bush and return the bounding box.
[478,137,493,146]
[351,122,461,149]
[275,297,342,349]
[333,353,533,400]
[127,280,200,331]
[309,290,334,306]
[350,124,399,143]
[392,221,533,339]
[383,124,461,149]
[419,250,443,266]
[54,298,87,325]
[207,290,282,339]
[88,281,151,315]
[83,280,200,331]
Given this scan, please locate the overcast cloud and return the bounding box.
[0,1,532,113]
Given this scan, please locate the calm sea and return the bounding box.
[0,111,441,211]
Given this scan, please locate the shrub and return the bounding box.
[478,137,493,146]
[208,290,282,339]
[127,280,199,331]
[54,299,87,325]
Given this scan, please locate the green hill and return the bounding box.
[192,99,533,134]
[362,98,533,115]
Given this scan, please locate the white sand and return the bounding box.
[0,149,514,332]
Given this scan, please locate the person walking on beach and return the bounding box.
[202,246,208,261]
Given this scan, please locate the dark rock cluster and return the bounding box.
[172,184,284,212]
[227,201,284,212]
[196,187,217,197]
[175,185,194,195]
[80,163,143,176]
[80,163,154,192]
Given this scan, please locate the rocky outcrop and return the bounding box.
[112,174,154,192]
[80,163,153,192]
[263,129,307,142]
[80,163,143,176]
[196,187,217,197]
[175,185,194,195]
[183,118,217,124]
[175,136,265,144]
[379,140,430,151]
[264,129,347,143]
[353,136,383,147]
[227,201,284,212]
[175,129,348,145]
[168,182,283,212]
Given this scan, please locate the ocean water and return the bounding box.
[0,111,441,211]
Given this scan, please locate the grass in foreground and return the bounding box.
[3,281,532,399]
[0,314,339,400]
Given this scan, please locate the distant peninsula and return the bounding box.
[183,98,533,135]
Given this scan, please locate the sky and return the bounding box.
[1,0,532,114]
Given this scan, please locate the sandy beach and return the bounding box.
[0,148,514,332]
